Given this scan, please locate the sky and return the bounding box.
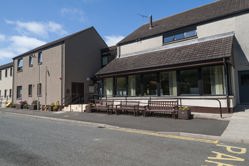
[0,0,215,65]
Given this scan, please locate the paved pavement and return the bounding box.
[0,108,229,136]
[221,108,249,144]
[0,112,248,166]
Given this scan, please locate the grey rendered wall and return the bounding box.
[13,44,63,105]
[65,28,107,103]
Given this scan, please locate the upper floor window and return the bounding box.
[38,52,43,65]
[5,69,8,77]
[163,28,197,44]
[0,70,2,80]
[17,58,23,71]
[101,56,108,67]
[29,56,33,67]
[10,67,13,77]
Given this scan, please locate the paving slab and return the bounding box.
[221,109,249,144]
[0,108,229,136]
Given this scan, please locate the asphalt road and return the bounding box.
[0,112,248,166]
[1,108,229,136]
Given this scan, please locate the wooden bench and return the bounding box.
[115,101,141,116]
[144,100,178,118]
[91,100,114,114]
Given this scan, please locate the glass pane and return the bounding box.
[102,56,108,66]
[185,30,197,38]
[143,73,158,96]
[160,72,170,95]
[179,69,199,95]
[174,33,184,40]
[116,77,127,96]
[128,75,142,96]
[164,35,174,43]
[104,78,113,97]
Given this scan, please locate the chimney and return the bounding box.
[149,15,153,29]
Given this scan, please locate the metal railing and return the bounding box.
[99,96,228,118]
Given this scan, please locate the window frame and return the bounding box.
[17,58,23,72]
[5,69,8,77]
[29,55,33,67]
[163,27,197,45]
[38,52,43,65]
[16,86,22,99]
[28,84,33,97]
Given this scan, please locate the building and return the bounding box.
[13,27,107,107]
[0,63,13,108]
[96,0,249,113]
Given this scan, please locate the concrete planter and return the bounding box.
[178,110,191,120]
[16,104,23,109]
[29,105,37,110]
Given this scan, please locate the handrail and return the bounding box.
[100,96,228,118]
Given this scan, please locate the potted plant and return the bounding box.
[29,100,39,110]
[16,100,28,109]
[52,101,61,112]
[177,106,191,120]
[48,103,55,111]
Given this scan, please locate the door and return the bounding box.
[239,71,249,104]
[71,82,84,104]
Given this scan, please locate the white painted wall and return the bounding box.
[198,13,249,105]
[0,67,13,107]
[119,36,162,57]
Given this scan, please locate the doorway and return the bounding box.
[239,71,249,104]
[71,82,84,104]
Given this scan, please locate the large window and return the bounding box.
[116,77,127,96]
[5,69,8,77]
[28,84,32,97]
[0,70,1,80]
[17,58,23,71]
[179,69,199,95]
[104,78,113,97]
[143,73,158,96]
[38,52,43,65]
[16,86,22,99]
[160,71,177,96]
[128,75,142,96]
[10,67,13,77]
[29,56,33,67]
[4,90,7,98]
[202,66,224,95]
[101,56,108,67]
[9,89,12,98]
[163,29,197,44]
[37,83,42,97]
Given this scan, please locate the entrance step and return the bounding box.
[62,104,88,112]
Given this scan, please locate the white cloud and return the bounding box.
[104,35,125,46]
[61,8,85,23]
[5,20,67,37]
[0,35,46,59]
[0,34,5,41]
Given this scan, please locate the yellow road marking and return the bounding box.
[107,127,219,144]
[3,112,219,144]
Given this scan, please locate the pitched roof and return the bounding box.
[118,0,249,45]
[96,36,234,76]
[13,27,96,59]
[0,62,13,70]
